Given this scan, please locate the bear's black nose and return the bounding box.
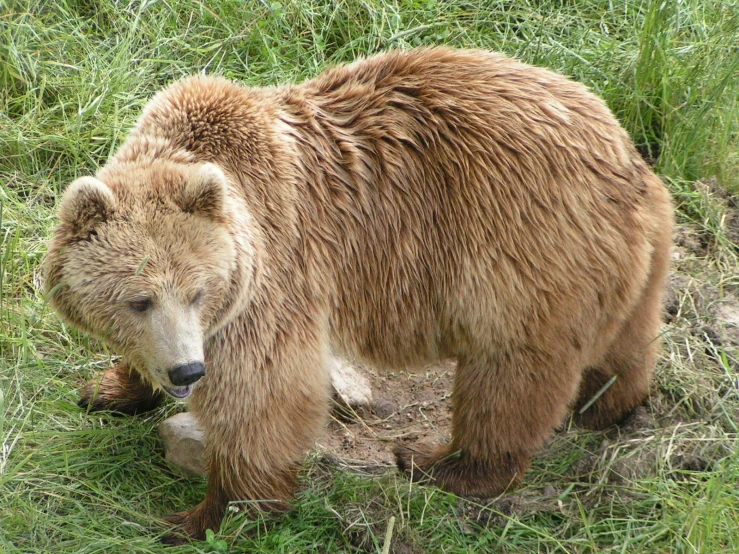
[168,362,205,386]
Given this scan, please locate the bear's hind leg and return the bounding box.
[574,215,671,430]
[573,280,667,430]
[395,348,582,497]
[79,363,164,415]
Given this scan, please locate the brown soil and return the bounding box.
[317,361,455,471]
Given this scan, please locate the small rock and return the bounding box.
[158,412,207,477]
[330,357,373,409]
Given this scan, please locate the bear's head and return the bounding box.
[45,160,251,398]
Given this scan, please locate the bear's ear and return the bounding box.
[178,163,227,220]
[58,176,117,237]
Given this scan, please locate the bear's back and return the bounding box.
[310,49,662,367]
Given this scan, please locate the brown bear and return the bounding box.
[45,47,673,541]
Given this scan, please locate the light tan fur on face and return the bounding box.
[136,294,204,390]
[45,47,673,542]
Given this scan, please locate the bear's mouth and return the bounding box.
[163,385,192,399]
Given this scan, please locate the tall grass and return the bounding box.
[1,1,738,552]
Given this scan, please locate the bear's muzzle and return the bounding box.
[168,361,205,387]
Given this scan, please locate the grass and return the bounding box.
[1,0,739,552]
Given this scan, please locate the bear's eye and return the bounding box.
[129,298,153,313]
[190,289,205,306]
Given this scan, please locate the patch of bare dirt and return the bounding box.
[316,361,455,469]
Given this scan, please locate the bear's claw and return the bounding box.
[161,511,200,545]
[394,442,526,499]
[394,443,447,483]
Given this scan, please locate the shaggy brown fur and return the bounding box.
[45,47,673,542]
[79,363,164,415]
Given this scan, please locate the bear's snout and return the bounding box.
[168,362,205,386]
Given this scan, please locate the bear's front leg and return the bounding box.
[79,362,164,415]
[163,318,332,543]
[162,451,297,543]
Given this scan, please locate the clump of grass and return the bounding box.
[1,1,738,552]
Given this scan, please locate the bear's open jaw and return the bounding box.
[164,385,192,399]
